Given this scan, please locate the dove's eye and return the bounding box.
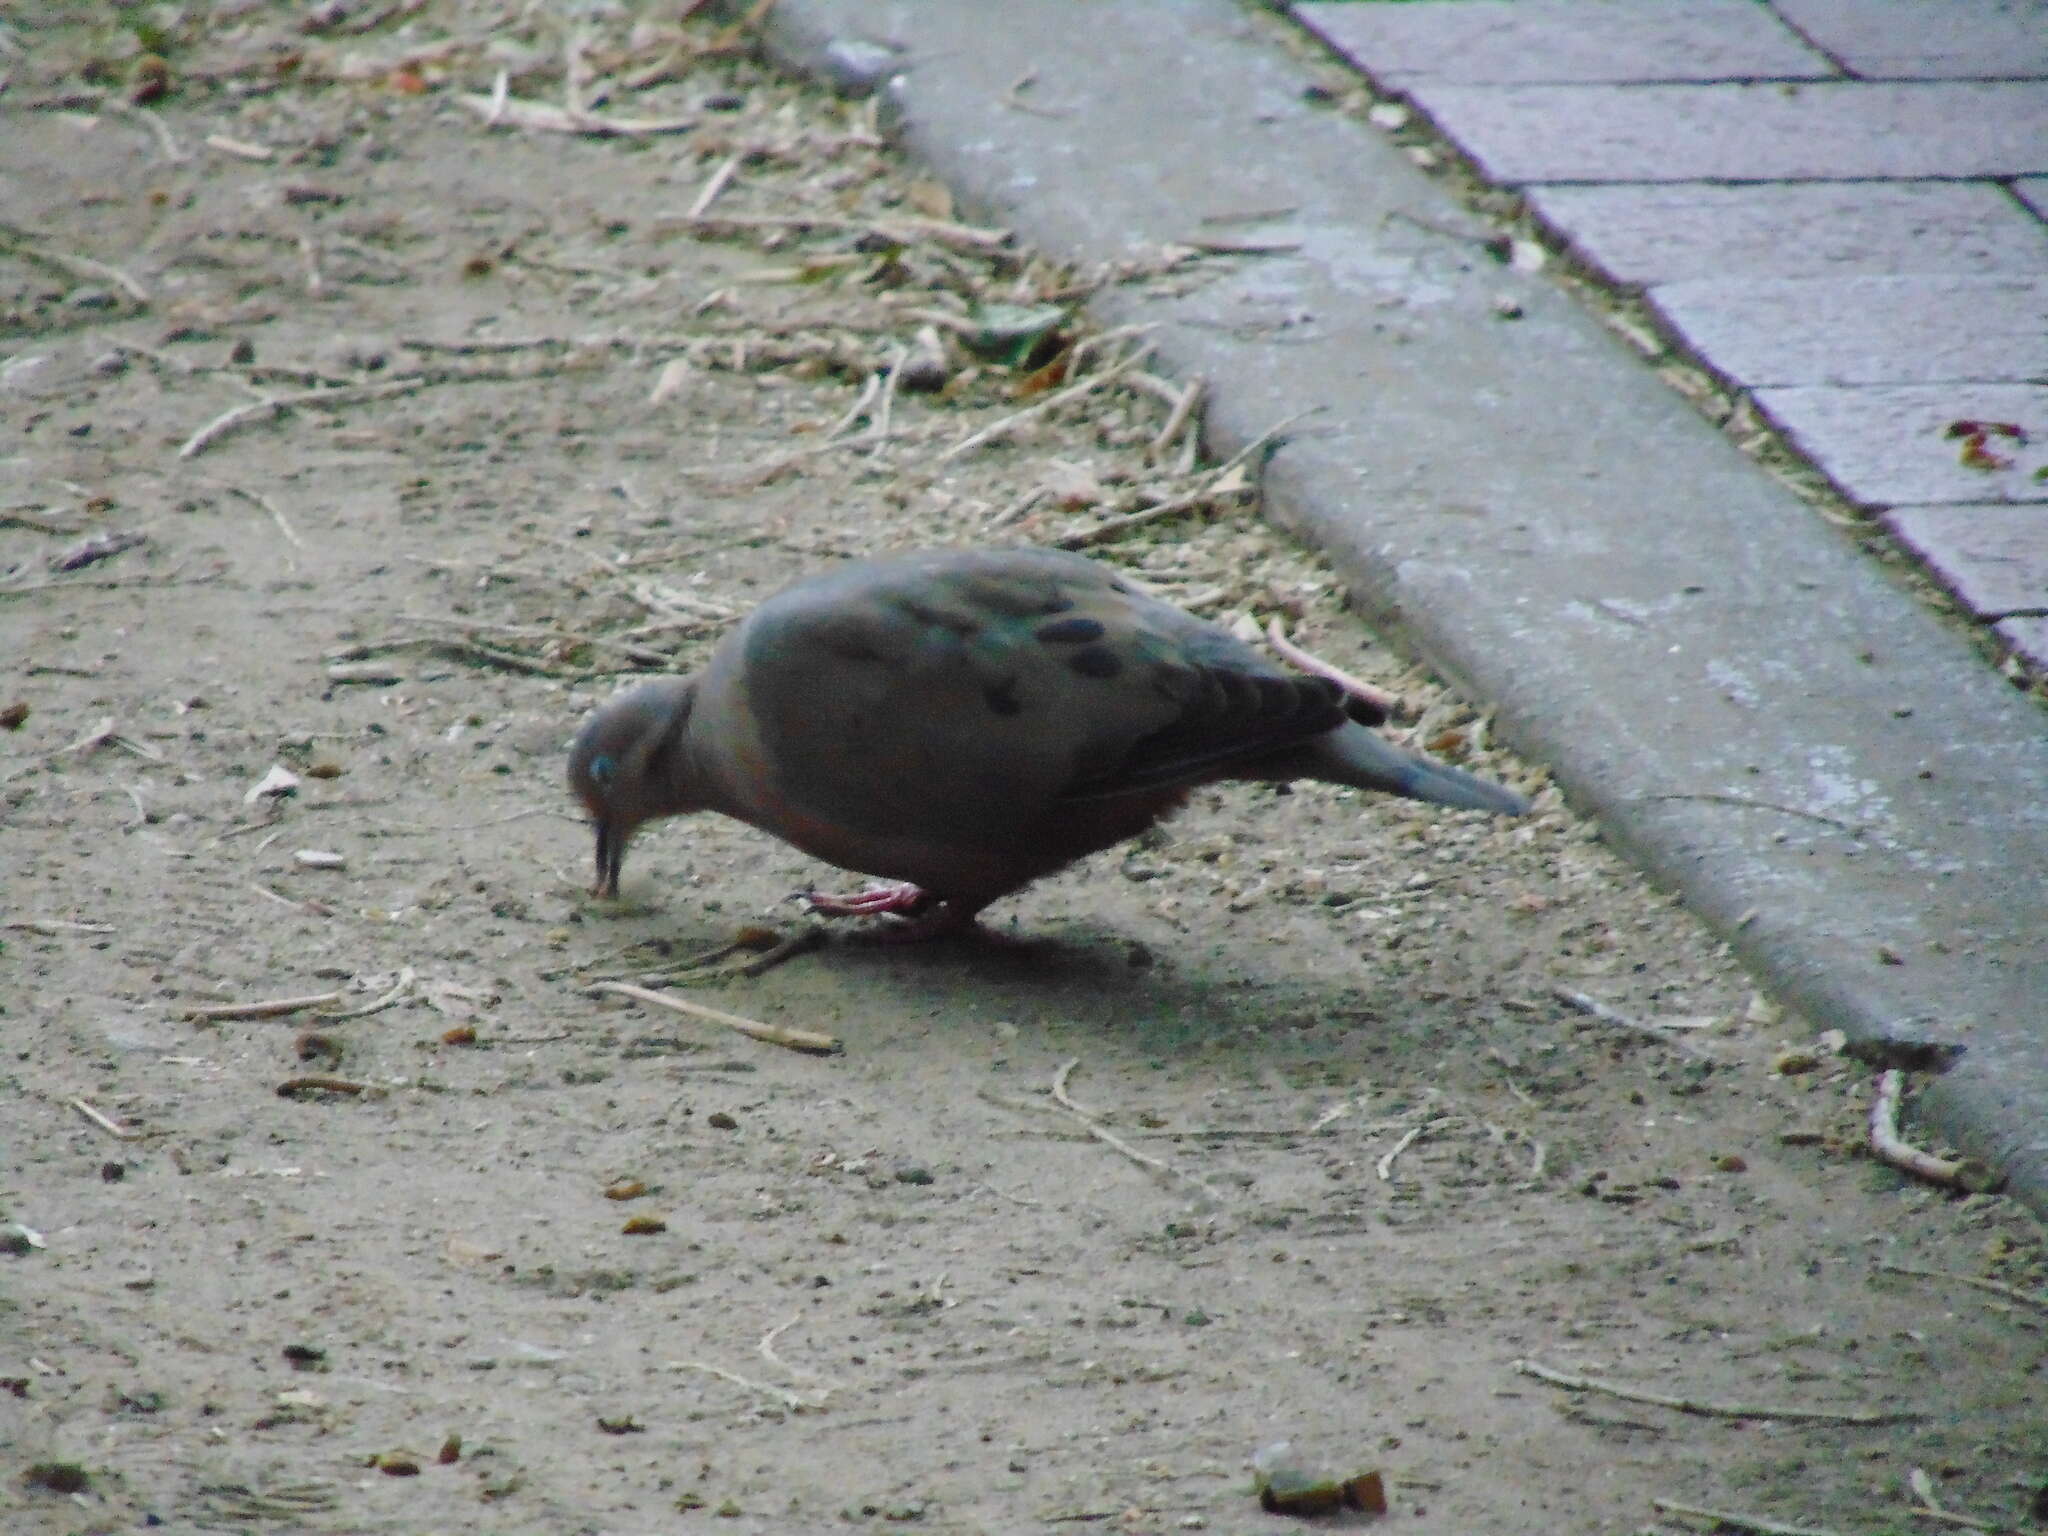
[587,754,617,787]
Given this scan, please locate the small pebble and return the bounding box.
[819,38,902,98]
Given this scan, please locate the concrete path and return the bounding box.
[1294,0,2048,674]
[758,0,2048,1213]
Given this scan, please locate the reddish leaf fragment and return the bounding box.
[1958,435,2013,472]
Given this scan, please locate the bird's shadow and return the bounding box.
[798,915,1425,1065]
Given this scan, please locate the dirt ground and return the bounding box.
[3,7,2044,1535]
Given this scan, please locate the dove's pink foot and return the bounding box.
[800,881,935,918]
[799,882,983,941]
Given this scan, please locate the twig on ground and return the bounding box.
[1375,1124,1427,1181]
[325,968,417,1022]
[628,925,826,987]
[1908,1466,1999,1531]
[1050,1057,1101,1122]
[668,1359,826,1412]
[1384,207,1504,254]
[1051,406,1318,549]
[1641,791,1857,835]
[69,1098,143,1140]
[178,378,425,459]
[670,928,783,972]
[0,564,220,601]
[1032,1060,1228,1208]
[426,636,561,676]
[0,220,150,303]
[213,482,305,551]
[1054,485,1214,552]
[939,342,1155,463]
[986,485,1050,530]
[728,925,827,979]
[1264,618,1399,714]
[249,882,333,917]
[205,132,274,161]
[56,715,161,762]
[1513,1358,1911,1425]
[387,615,671,669]
[656,210,1011,255]
[872,343,906,442]
[825,368,881,441]
[1309,1100,1354,1133]
[186,991,345,1022]
[1651,1499,1842,1536]
[1874,1260,2047,1313]
[275,1076,376,1099]
[455,87,694,137]
[1550,986,1648,1032]
[589,981,841,1056]
[1869,1070,2000,1192]
[687,152,742,217]
[758,1312,835,1388]
[4,918,115,936]
[1551,986,1714,1058]
[1147,374,1204,463]
[103,96,186,160]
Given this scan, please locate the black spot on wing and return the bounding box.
[1068,646,1123,680]
[1256,676,1298,715]
[1062,667,1350,799]
[1035,616,1107,645]
[1343,693,1390,728]
[984,677,1023,717]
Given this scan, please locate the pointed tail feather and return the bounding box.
[1310,726,1529,815]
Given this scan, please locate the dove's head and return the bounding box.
[568,676,701,898]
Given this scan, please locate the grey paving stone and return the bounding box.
[1755,384,2048,506]
[1769,0,2048,80]
[1412,81,2048,181]
[1293,0,1831,86]
[1995,615,2048,672]
[1529,182,2048,284]
[2016,177,2048,220]
[1649,275,2048,387]
[1883,504,2048,617]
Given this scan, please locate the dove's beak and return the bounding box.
[593,818,623,898]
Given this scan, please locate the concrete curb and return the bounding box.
[757,0,2048,1214]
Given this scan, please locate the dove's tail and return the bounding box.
[1304,725,1530,815]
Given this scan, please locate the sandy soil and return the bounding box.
[3,6,2044,1534]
